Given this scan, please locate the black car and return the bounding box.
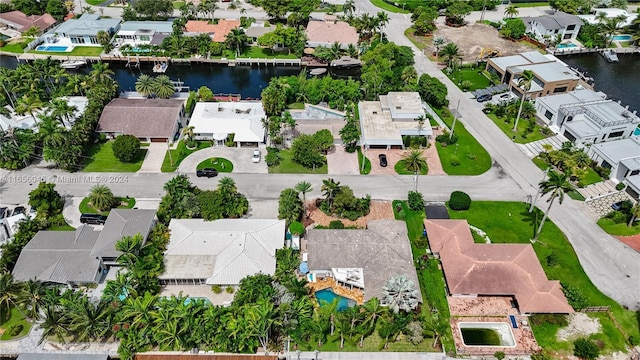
[196,168,219,178]
[13,206,26,216]
[80,214,108,225]
[379,154,388,167]
[476,94,492,102]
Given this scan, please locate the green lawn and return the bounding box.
[238,46,299,59]
[446,68,492,91]
[394,159,428,175]
[288,102,305,110]
[532,156,603,188]
[86,0,105,4]
[29,46,103,56]
[0,40,30,53]
[172,1,185,9]
[356,147,371,175]
[79,197,136,216]
[513,1,550,6]
[447,201,639,354]
[404,28,431,52]
[0,307,32,340]
[161,140,212,172]
[315,4,344,12]
[268,149,328,174]
[368,0,410,13]
[196,157,234,172]
[49,224,76,231]
[597,218,640,236]
[82,141,147,172]
[434,108,492,175]
[486,113,549,143]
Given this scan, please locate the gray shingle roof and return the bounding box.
[528,11,583,30]
[90,209,156,259]
[49,13,120,37]
[97,98,185,139]
[306,219,422,303]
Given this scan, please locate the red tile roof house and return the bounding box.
[96,98,186,143]
[185,19,240,42]
[424,219,574,314]
[305,15,359,49]
[0,10,57,34]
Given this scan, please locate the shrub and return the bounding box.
[397,210,406,219]
[466,153,476,160]
[546,252,559,266]
[8,323,23,337]
[449,191,471,210]
[436,132,458,145]
[615,183,626,191]
[593,166,610,178]
[408,191,425,212]
[225,133,235,147]
[414,236,428,249]
[530,314,569,327]
[449,155,460,166]
[212,285,222,294]
[573,338,599,360]
[265,149,280,167]
[629,336,639,346]
[494,351,505,360]
[225,286,234,294]
[329,220,345,229]
[561,282,588,311]
[112,135,140,162]
[530,352,552,360]
[289,221,304,236]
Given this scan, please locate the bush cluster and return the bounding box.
[265,147,281,167]
[328,220,345,229]
[436,132,458,145]
[449,191,471,210]
[408,191,425,212]
[530,314,569,327]
[561,282,588,311]
[573,338,600,360]
[112,135,141,162]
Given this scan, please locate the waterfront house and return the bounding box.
[159,218,286,286]
[358,92,433,149]
[305,15,359,49]
[0,96,87,130]
[189,101,266,147]
[424,219,574,314]
[185,19,240,42]
[485,51,580,99]
[522,11,583,42]
[97,98,186,143]
[0,10,56,34]
[245,23,272,44]
[43,13,121,45]
[586,137,640,199]
[535,89,639,147]
[579,8,638,27]
[115,20,173,47]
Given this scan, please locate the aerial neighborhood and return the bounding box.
[0,0,640,359]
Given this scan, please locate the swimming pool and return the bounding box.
[315,288,355,311]
[558,43,577,48]
[459,322,516,347]
[611,34,632,41]
[36,45,71,52]
[634,126,640,136]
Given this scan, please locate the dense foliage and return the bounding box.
[417,74,449,108]
[411,6,439,35]
[320,178,371,221]
[573,338,600,360]
[339,105,360,152]
[278,188,304,224]
[252,0,320,22]
[11,0,67,19]
[290,129,333,169]
[499,18,526,39]
[449,191,471,210]
[360,42,415,99]
[408,191,425,212]
[27,181,64,217]
[112,135,141,163]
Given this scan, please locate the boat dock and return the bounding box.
[551,47,638,56]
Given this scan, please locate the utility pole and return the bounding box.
[450,99,461,140]
[480,0,488,21]
[529,167,550,213]
[167,139,174,166]
[360,143,366,173]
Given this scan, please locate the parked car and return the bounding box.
[611,201,631,211]
[196,168,218,178]
[252,149,261,163]
[13,206,26,216]
[379,154,388,167]
[0,207,7,219]
[80,214,108,225]
[476,94,492,102]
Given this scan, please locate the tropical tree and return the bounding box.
[18,278,48,320]
[115,234,148,267]
[439,42,462,69]
[512,70,535,132]
[225,28,249,56]
[376,11,390,40]
[343,0,355,16]
[49,98,77,127]
[15,95,44,125]
[360,297,386,346]
[0,272,21,316]
[432,37,445,57]
[39,305,69,344]
[278,188,304,224]
[135,74,155,97]
[504,4,519,18]
[627,202,640,227]
[532,170,574,242]
[88,63,115,87]
[38,115,66,158]
[381,275,420,313]
[152,75,175,99]
[321,178,341,208]
[295,181,313,219]
[88,184,116,212]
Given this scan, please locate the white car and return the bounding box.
[252,149,261,163]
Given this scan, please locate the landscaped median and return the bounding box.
[161,140,212,172]
[196,157,234,173]
[79,196,136,215]
[356,147,371,175]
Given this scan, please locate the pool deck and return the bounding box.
[448,296,518,317]
[451,317,540,356]
[306,277,365,305]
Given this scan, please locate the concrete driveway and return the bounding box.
[138,143,168,173]
[178,146,268,174]
[327,145,359,175]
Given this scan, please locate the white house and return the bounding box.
[535,89,639,148]
[189,101,266,147]
[579,8,638,27]
[115,21,173,47]
[587,137,640,199]
[522,11,583,41]
[44,14,121,46]
[0,96,87,131]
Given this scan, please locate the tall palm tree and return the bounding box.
[0,272,22,317]
[39,305,69,344]
[295,181,313,219]
[439,42,462,69]
[67,297,108,342]
[532,170,574,242]
[512,70,535,132]
[360,297,386,347]
[18,279,48,320]
[181,125,195,142]
[321,178,341,208]
[15,95,43,125]
[152,75,175,99]
[88,184,115,212]
[376,11,389,40]
[121,292,158,328]
[225,28,249,56]
[49,98,77,127]
[343,0,356,16]
[330,41,343,61]
[88,62,115,87]
[381,275,420,313]
[135,74,155,97]
[115,234,147,267]
[38,115,66,149]
[504,5,519,18]
[627,202,640,227]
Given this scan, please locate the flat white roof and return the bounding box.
[536,89,607,112]
[332,267,364,288]
[189,101,266,143]
[591,137,640,164]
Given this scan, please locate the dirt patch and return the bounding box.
[556,313,602,341]
[434,23,538,63]
[307,200,394,228]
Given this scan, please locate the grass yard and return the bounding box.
[434,108,492,175]
[82,141,146,172]
[79,197,136,216]
[486,113,549,143]
[238,46,299,59]
[404,28,431,52]
[86,0,105,4]
[161,140,212,172]
[29,46,103,56]
[0,40,30,53]
[369,0,410,13]
[196,157,234,172]
[447,201,640,354]
[597,218,640,236]
[446,68,492,91]
[531,156,603,188]
[394,160,428,175]
[288,102,305,110]
[173,1,185,9]
[268,149,328,174]
[356,147,371,175]
[49,224,76,231]
[513,1,550,6]
[0,307,32,340]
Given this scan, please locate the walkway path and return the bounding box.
[138,143,168,173]
[177,146,268,174]
[517,134,569,159]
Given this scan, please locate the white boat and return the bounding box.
[60,60,86,69]
[153,62,168,73]
[309,68,327,76]
[601,50,619,63]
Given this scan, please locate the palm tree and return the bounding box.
[381,275,419,313]
[15,95,43,125]
[360,297,386,346]
[115,234,147,267]
[512,70,535,132]
[38,115,66,150]
[67,297,107,342]
[627,202,640,227]
[402,148,427,172]
[121,292,158,328]
[135,74,155,97]
[88,184,115,212]
[96,30,111,46]
[153,75,176,99]
[18,279,48,320]
[343,0,356,16]
[182,125,195,142]
[295,181,313,219]
[321,178,341,208]
[225,28,249,56]
[330,41,343,61]
[439,42,462,69]
[0,272,21,317]
[88,62,115,87]
[432,37,445,57]
[504,5,519,18]
[376,11,390,40]
[49,98,77,127]
[532,170,574,242]
[401,66,417,88]
[218,176,237,193]
[39,305,69,344]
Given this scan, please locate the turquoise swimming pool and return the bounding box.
[36,45,71,52]
[634,126,640,136]
[315,288,355,311]
[558,43,577,48]
[611,34,632,41]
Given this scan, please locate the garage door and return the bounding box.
[150,138,166,143]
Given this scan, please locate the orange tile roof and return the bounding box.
[185,19,240,42]
[424,219,574,314]
[0,10,56,33]
[305,19,358,47]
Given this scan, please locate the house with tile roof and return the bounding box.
[43,13,120,45]
[305,15,358,49]
[185,19,240,42]
[423,219,574,314]
[0,10,57,34]
[159,219,286,286]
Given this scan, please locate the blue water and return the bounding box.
[634,127,640,136]
[183,297,211,306]
[611,34,632,41]
[315,288,355,311]
[36,45,70,52]
[558,43,577,48]
[130,47,151,53]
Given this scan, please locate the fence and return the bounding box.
[580,306,610,313]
